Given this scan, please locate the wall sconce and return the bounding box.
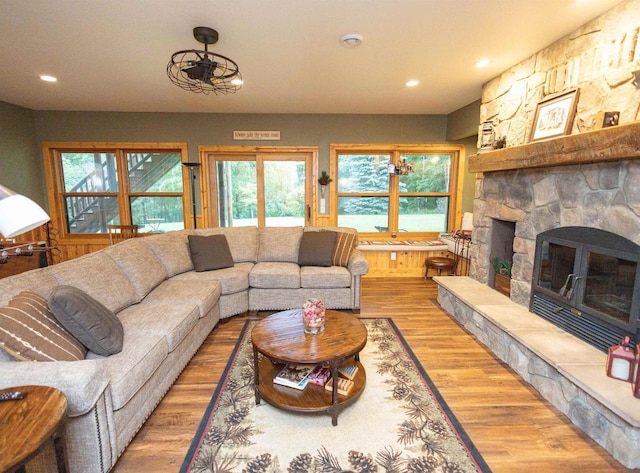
[0,184,50,238]
[388,159,414,176]
[606,336,636,382]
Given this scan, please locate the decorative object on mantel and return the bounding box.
[529,88,580,142]
[302,298,326,334]
[167,26,243,95]
[317,171,332,198]
[606,336,636,383]
[602,111,620,128]
[632,70,640,89]
[477,120,496,153]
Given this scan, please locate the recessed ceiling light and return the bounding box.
[406,80,420,87]
[40,75,57,82]
[475,59,490,68]
[340,34,363,48]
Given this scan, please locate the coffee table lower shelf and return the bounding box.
[255,358,366,426]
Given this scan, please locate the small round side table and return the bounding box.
[0,385,69,473]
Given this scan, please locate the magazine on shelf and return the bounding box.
[308,365,332,386]
[273,364,313,390]
[338,364,359,380]
[325,376,354,396]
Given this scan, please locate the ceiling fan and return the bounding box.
[167,26,243,95]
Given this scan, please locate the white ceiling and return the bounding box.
[0,0,624,115]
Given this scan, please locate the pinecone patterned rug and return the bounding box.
[180,318,491,473]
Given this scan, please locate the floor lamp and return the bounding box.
[182,162,201,229]
[0,184,50,238]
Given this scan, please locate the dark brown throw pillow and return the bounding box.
[188,234,235,272]
[0,291,87,361]
[48,285,124,356]
[298,231,337,267]
[332,231,357,267]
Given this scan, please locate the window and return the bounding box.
[331,144,464,238]
[44,143,189,237]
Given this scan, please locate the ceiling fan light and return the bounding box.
[167,27,242,95]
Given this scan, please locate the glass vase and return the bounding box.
[302,298,326,335]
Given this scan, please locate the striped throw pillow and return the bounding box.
[0,291,87,361]
[332,231,357,267]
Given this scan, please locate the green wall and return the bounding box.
[1,102,479,216]
[0,101,45,206]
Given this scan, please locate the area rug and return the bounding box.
[180,318,491,473]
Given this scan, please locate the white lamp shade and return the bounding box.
[0,193,50,238]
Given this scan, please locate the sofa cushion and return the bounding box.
[0,291,87,361]
[300,266,352,288]
[118,302,200,352]
[105,238,168,301]
[143,230,194,277]
[172,262,252,295]
[0,268,59,307]
[188,234,234,272]
[195,226,258,262]
[333,230,357,267]
[87,334,167,410]
[146,279,221,318]
[257,226,303,263]
[48,286,124,356]
[298,231,336,267]
[250,262,300,289]
[48,252,138,313]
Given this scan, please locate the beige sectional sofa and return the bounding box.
[0,225,367,473]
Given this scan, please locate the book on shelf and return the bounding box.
[308,365,332,386]
[338,363,359,380]
[325,376,354,396]
[273,364,313,390]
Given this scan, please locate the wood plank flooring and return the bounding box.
[112,277,638,472]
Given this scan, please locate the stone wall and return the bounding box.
[480,0,640,147]
[471,160,640,305]
[471,0,640,306]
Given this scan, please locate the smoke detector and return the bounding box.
[340,34,363,48]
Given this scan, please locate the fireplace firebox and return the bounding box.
[530,227,640,353]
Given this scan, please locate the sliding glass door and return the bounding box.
[210,152,312,227]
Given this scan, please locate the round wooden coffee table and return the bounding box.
[251,309,367,426]
[0,385,69,473]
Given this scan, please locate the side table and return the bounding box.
[0,385,69,473]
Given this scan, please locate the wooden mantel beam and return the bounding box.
[468,120,640,173]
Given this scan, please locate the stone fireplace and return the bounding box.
[436,2,640,466]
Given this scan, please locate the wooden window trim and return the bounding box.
[42,142,189,244]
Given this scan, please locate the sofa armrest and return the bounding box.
[347,249,369,276]
[0,360,110,417]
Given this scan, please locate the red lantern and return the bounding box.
[634,354,640,398]
[606,336,636,382]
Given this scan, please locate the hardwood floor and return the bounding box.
[112,278,637,472]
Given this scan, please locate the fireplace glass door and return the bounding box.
[536,241,579,300]
[581,252,637,325]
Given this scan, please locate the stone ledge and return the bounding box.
[434,275,640,469]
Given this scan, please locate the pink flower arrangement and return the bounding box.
[302,298,326,334]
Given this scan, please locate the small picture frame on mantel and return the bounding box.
[529,88,580,142]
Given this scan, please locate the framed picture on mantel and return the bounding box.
[529,88,580,142]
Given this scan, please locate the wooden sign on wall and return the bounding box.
[233,131,281,141]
